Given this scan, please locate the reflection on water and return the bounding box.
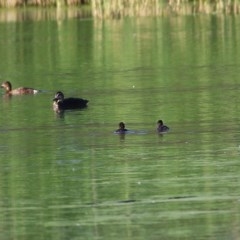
[0,14,240,240]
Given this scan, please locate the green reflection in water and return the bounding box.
[0,13,240,240]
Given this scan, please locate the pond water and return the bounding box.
[0,10,240,239]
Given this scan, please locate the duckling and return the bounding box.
[1,81,40,95]
[53,91,88,111]
[115,122,128,133]
[157,120,169,133]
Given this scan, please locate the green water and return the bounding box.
[0,11,240,239]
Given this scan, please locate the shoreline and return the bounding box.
[0,1,240,22]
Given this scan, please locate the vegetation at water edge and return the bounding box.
[0,0,240,18]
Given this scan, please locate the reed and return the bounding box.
[0,0,240,16]
[0,0,90,7]
[91,0,240,18]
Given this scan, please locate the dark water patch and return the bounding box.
[168,196,196,200]
[117,199,137,204]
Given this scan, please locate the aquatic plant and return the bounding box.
[0,0,240,17]
[0,0,90,7]
[91,0,240,18]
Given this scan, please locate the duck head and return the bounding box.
[1,81,12,92]
[53,91,64,101]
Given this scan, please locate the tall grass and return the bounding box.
[0,0,240,17]
[91,0,164,18]
[91,0,240,18]
[0,0,90,7]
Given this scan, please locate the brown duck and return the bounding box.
[1,81,40,95]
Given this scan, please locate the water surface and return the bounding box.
[0,13,240,239]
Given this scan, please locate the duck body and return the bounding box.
[157,125,169,133]
[115,128,128,134]
[1,81,40,95]
[53,91,88,111]
[54,97,89,110]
